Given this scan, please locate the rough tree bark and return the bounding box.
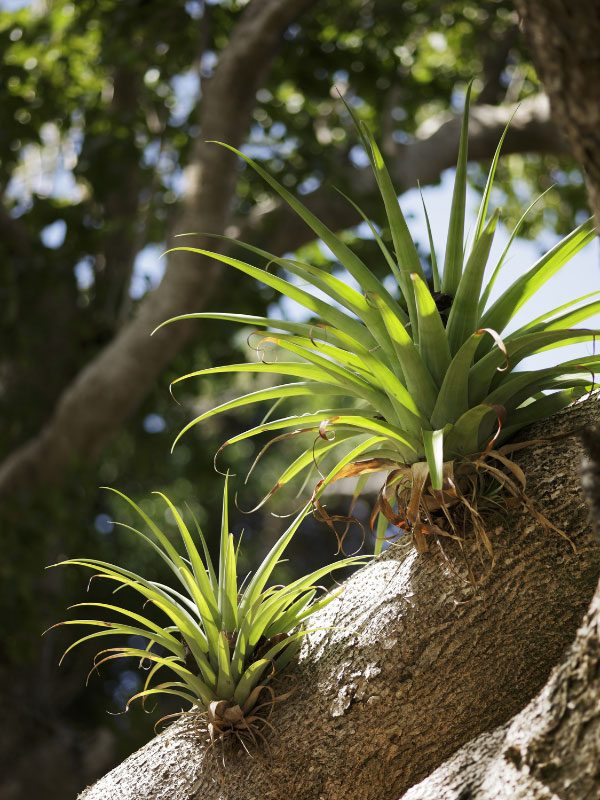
[0,95,563,494]
[400,565,600,800]
[398,426,600,800]
[78,399,600,800]
[513,0,600,225]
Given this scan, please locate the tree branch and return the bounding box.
[76,399,600,800]
[242,94,565,257]
[0,0,316,496]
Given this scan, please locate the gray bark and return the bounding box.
[400,577,600,800]
[78,399,600,800]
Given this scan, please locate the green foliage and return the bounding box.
[47,478,365,726]
[160,92,597,550]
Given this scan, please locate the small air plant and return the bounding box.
[155,85,598,567]
[45,478,365,747]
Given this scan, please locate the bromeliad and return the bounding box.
[45,478,366,743]
[156,85,598,561]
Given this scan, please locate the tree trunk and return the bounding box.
[513,0,600,224]
[78,400,600,800]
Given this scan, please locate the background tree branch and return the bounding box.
[0,0,316,496]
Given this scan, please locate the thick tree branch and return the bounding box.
[78,400,600,800]
[0,93,564,495]
[399,575,600,800]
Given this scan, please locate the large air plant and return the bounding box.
[157,86,598,558]
[46,479,365,742]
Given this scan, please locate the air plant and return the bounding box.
[155,85,598,561]
[46,478,365,744]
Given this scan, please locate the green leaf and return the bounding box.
[186,505,218,597]
[431,330,486,428]
[216,631,236,699]
[190,233,404,362]
[220,411,421,462]
[499,387,588,442]
[165,246,377,351]
[55,621,184,666]
[374,512,389,557]
[441,82,472,294]
[171,382,349,452]
[94,647,217,707]
[410,273,451,386]
[332,188,410,317]
[422,429,444,491]
[446,208,500,354]
[154,492,219,621]
[262,590,316,638]
[254,430,362,503]
[480,217,597,341]
[153,311,355,352]
[233,658,271,707]
[360,124,425,332]
[218,475,238,632]
[472,109,514,243]
[312,435,390,497]
[444,404,498,457]
[207,143,404,329]
[418,184,441,292]
[238,505,310,619]
[511,292,600,336]
[371,293,438,419]
[469,328,600,403]
[478,187,553,314]
[54,558,206,649]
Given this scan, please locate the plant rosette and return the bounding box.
[45,477,367,746]
[155,85,598,568]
